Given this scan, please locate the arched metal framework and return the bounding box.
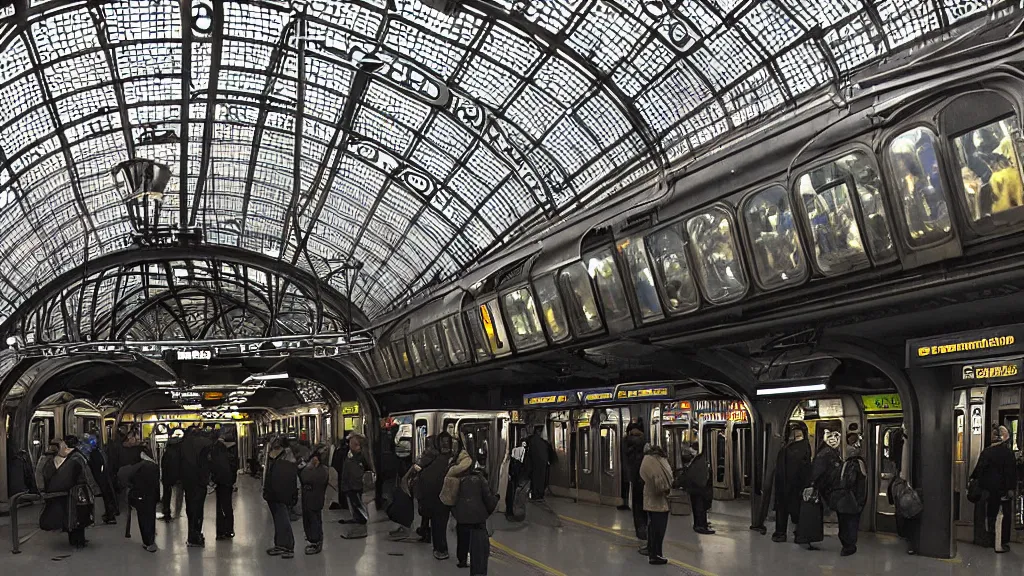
[0,0,1011,325]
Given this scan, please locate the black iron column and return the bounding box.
[909,365,957,558]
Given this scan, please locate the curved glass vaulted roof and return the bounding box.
[0,0,1002,324]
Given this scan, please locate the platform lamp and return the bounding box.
[112,158,172,246]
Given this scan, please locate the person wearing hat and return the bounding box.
[300,445,330,554]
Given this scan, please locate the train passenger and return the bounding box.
[330,432,351,510]
[160,428,185,521]
[772,428,811,543]
[300,446,329,554]
[829,433,867,556]
[453,457,500,575]
[445,436,476,562]
[40,436,100,549]
[180,427,213,547]
[407,434,440,543]
[970,425,1018,553]
[418,432,455,559]
[82,433,118,525]
[888,476,923,555]
[118,444,161,552]
[624,420,648,540]
[339,433,372,536]
[210,433,239,540]
[264,438,298,558]
[34,439,59,496]
[796,430,841,550]
[527,426,555,501]
[675,441,714,535]
[640,444,673,566]
[505,440,529,521]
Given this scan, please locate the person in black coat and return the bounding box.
[82,434,117,525]
[772,428,812,542]
[676,442,715,535]
[828,434,868,557]
[330,433,351,510]
[179,427,213,547]
[161,429,185,521]
[301,446,330,554]
[796,431,842,550]
[410,434,440,542]
[339,434,372,527]
[210,436,238,540]
[418,432,455,558]
[264,439,299,558]
[970,425,1019,553]
[453,461,500,575]
[623,422,648,539]
[41,436,100,548]
[118,445,161,552]
[526,426,555,501]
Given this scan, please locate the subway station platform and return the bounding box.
[1,477,1018,576]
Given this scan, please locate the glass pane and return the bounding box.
[414,330,437,372]
[616,236,663,321]
[646,226,699,314]
[465,311,490,362]
[743,186,806,288]
[686,208,748,303]
[480,299,511,357]
[952,118,1024,224]
[426,324,448,369]
[441,315,469,365]
[372,349,389,381]
[585,248,632,327]
[533,275,570,342]
[391,339,413,378]
[558,262,603,335]
[888,127,952,246]
[502,287,546,350]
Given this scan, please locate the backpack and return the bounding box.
[829,457,867,514]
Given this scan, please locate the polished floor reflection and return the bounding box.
[3,478,1020,576]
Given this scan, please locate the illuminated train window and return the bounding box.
[440,315,470,365]
[742,186,806,289]
[686,207,748,304]
[585,248,632,330]
[645,225,699,315]
[479,298,511,357]
[502,287,546,350]
[887,127,952,247]
[617,235,663,321]
[533,275,571,343]
[952,118,1024,225]
[558,262,603,336]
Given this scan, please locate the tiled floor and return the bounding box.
[1,478,1019,576]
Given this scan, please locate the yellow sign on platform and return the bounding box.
[342,403,360,415]
[526,394,568,406]
[862,394,902,413]
[616,387,669,400]
[583,391,613,403]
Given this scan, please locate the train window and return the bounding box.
[888,127,952,247]
[465,310,491,362]
[646,225,699,315]
[409,330,436,373]
[381,345,399,380]
[416,419,428,457]
[616,236,663,321]
[533,275,570,343]
[743,186,807,288]
[686,207,748,303]
[391,339,413,378]
[585,248,632,329]
[580,425,591,474]
[952,118,1024,226]
[797,152,895,272]
[558,262,604,336]
[372,349,390,381]
[502,287,546,350]
[480,298,512,357]
[425,324,449,369]
[440,315,470,365]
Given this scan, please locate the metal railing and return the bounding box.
[9,491,67,554]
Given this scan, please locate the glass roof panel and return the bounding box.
[0,0,1006,323]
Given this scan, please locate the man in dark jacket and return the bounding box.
[829,434,868,556]
[453,461,499,575]
[210,435,238,540]
[418,432,455,558]
[772,428,812,542]
[971,425,1018,553]
[339,434,372,531]
[623,421,648,539]
[677,442,715,535]
[300,447,329,554]
[161,429,184,521]
[82,434,118,525]
[526,426,554,501]
[410,434,440,542]
[330,433,351,510]
[180,427,213,547]
[118,445,161,552]
[796,431,842,550]
[264,439,299,558]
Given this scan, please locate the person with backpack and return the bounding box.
[264,438,299,559]
[300,446,329,554]
[117,445,161,552]
[887,475,923,554]
[828,433,868,556]
[452,458,500,575]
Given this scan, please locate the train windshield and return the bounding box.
[533,275,570,342]
[952,118,1024,224]
[743,186,806,288]
[617,235,663,321]
[888,127,952,246]
[686,207,747,303]
[502,287,546,350]
[646,225,699,314]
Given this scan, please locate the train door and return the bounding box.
[731,422,752,498]
[598,415,620,504]
[663,424,691,471]
[28,410,56,466]
[701,421,731,500]
[870,419,905,533]
[577,411,597,496]
[989,386,1024,543]
[547,415,571,495]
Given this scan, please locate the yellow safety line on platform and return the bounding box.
[557,514,718,576]
[489,538,568,576]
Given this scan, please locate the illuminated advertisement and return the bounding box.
[907,325,1024,367]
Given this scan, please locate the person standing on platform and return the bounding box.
[418,432,455,559]
[118,445,161,552]
[180,426,213,547]
[505,439,529,521]
[773,428,812,542]
[453,458,499,575]
[796,430,842,550]
[888,475,923,554]
[624,420,648,540]
[408,434,440,543]
[828,433,867,556]
[329,432,351,510]
[640,444,674,566]
[210,434,238,541]
[339,433,372,532]
[300,446,329,554]
[676,441,715,535]
[160,428,185,521]
[527,426,555,501]
[971,425,1018,553]
[83,433,118,525]
[264,438,299,559]
[41,436,99,549]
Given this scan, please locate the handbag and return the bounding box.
[967,478,984,504]
[440,475,461,507]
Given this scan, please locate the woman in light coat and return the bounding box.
[639,444,673,566]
